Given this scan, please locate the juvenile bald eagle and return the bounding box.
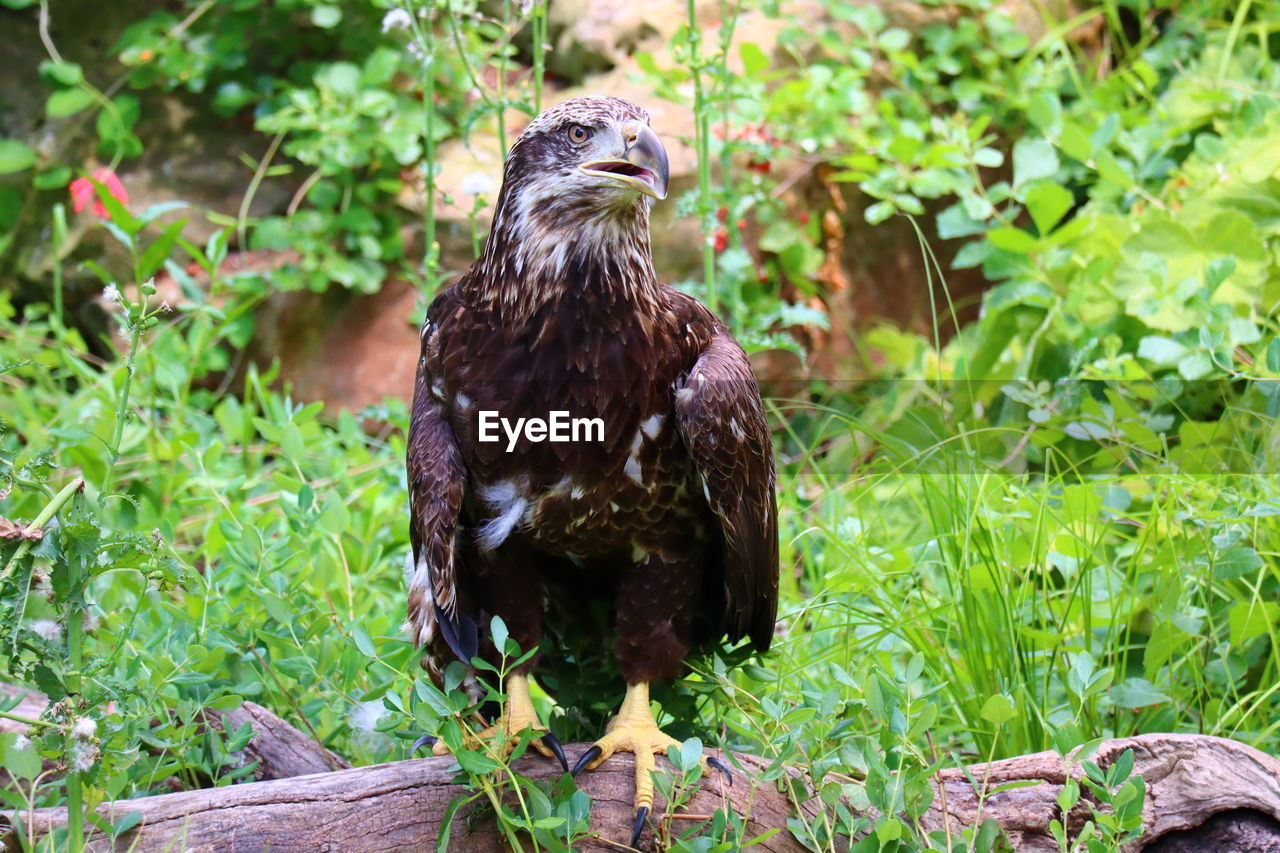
[407,96,778,846]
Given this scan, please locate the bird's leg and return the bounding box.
[424,674,567,770]
[572,682,731,848]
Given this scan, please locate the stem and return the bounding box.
[531,1,546,113]
[497,0,509,154]
[237,132,285,250]
[422,6,437,295]
[0,477,85,585]
[101,294,147,495]
[687,0,717,318]
[52,204,66,329]
[0,709,57,729]
[65,580,86,853]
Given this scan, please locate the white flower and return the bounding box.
[31,619,62,643]
[102,284,122,304]
[349,699,386,733]
[406,40,426,62]
[460,172,494,196]
[12,733,31,751]
[70,742,98,772]
[381,8,412,32]
[72,717,97,740]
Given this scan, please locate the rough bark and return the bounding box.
[2,749,812,853]
[199,700,351,782]
[5,733,1280,852]
[921,733,1280,852]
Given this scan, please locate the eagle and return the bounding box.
[406,96,778,847]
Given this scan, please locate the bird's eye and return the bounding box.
[567,124,592,144]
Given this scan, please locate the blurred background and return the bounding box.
[1,0,1278,848]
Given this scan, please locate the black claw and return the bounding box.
[410,734,438,755]
[707,755,733,786]
[543,731,569,772]
[629,806,649,849]
[571,744,602,777]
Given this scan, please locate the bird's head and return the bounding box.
[496,97,670,226]
[472,97,669,320]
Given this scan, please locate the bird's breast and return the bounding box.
[443,324,705,557]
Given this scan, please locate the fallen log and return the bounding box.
[200,701,350,781]
[4,733,1279,852]
[0,685,346,784]
[924,734,1280,852]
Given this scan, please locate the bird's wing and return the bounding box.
[674,324,779,651]
[406,317,477,671]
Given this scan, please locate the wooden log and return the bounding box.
[921,733,1280,852]
[0,685,347,784]
[4,733,1279,852]
[2,748,813,853]
[200,701,350,782]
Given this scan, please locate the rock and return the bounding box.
[274,275,422,415]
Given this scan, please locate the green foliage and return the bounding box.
[3,0,1279,851]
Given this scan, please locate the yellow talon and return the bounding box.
[430,675,566,769]
[572,682,689,847]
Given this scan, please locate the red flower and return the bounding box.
[713,227,729,252]
[69,168,129,219]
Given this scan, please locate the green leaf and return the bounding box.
[739,42,769,76]
[1058,124,1091,162]
[33,166,72,189]
[1214,547,1263,580]
[980,693,1017,724]
[139,218,188,280]
[988,226,1039,254]
[1027,93,1061,133]
[875,817,904,842]
[1229,600,1280,645]
[437,794,465,853]
[455,748,502,774]
[39,60,83,86]
[878,28,910,51]
[46,87,96,118]
[352,625,376,658]
[311,4,341,27]
[1093,149,1131,187]
[1108,678,1169,709]
[490,615,509,654]
[0,735,41,781]
[1025,183,1073,235]
[1177,352,1214,380]
[1012,138,1059,187]
[33,663,65,701]
[1137,336,1189,365]
[973,147,1004,168]
[0,139,37,173]
[1266,338,1280,373]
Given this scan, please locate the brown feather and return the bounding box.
[406,96,778,688]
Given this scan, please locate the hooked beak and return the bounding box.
[579,122,670,201]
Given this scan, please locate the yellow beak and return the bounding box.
[579,122,670,201]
